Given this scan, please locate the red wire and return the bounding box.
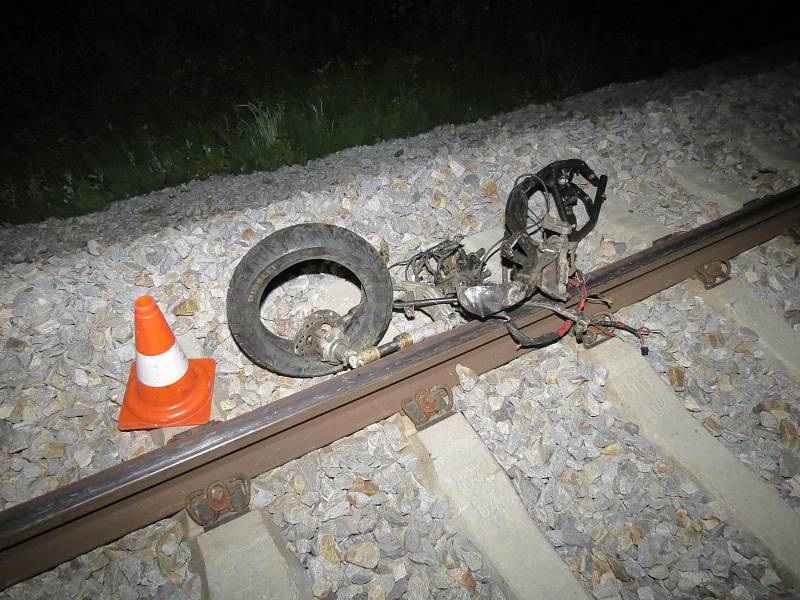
[556,296,585,337]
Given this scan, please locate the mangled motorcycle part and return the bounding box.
[293,309,354,364]
[404,236,488,294]
[227,224,393,377]
[504,159,607,301]
[507,159,608,243]
[496,298,592,348]
[506,214,577,301]
[228,162,607,376]
[392,280,459,323]
[502,314,563,348]
[348,314,461,368]
[456,280,531,318]
[456,159,607,317]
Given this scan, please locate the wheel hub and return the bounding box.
[293,309,346,361]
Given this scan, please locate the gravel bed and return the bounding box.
[730,237,800,329]
[253,421,506,600]
[0,518,200,600]
[1,50,799,598]
[618,278,800,512]
[456,345,797,599]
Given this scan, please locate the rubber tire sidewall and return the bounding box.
[227,223,393,377]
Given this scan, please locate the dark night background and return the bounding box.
[1,1,798,224]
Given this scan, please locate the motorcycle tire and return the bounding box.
[226,223,393,377]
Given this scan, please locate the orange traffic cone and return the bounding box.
[118,295,216,431]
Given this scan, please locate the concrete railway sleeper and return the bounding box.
[0,185,799,591]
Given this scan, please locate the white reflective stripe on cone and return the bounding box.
[136,342,189,387]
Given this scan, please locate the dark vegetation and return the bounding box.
[1,1,797,224]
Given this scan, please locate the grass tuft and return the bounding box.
[238,102,285,151]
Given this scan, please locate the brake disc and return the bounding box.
[293,309,344,357]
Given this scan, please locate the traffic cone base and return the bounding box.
[119,358,216,431]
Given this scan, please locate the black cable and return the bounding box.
[392,297,459,309]
[514,172,551,232]
[589,318,659,355]
[477,236,504,282]
[401,239,460,283]
[402,248,428,282]
[477,173,552,282]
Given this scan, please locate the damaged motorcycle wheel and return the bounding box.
[227,223,393,377]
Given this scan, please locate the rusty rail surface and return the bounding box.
[1,186,799,589]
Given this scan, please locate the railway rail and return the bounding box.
[1,184,799,590]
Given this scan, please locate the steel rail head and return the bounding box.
[1,186,799,590]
